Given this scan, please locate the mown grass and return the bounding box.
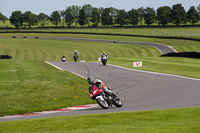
[0,35,200,117]
[0,37,160,116]
[0,33,200,132]
[1,26,198,39]
[1,33,200,52]
[110,57,200,79]
[0,60,92,116]
[0,107,200,133]
[33,27,200,39]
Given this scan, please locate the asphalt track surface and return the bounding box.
[2,61,200,122]
[39,37,176,54]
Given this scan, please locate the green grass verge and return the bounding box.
[0,60,92,116]
[2,27,200,39]
[0,107,200,133]
[110,57,200,79]
[0,37,160,116]
[35,27,200,39]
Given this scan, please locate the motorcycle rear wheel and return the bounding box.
[96,97,109,109]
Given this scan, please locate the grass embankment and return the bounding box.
[0,37,160,116]
[0,35,200,117]
[2,27,199,40]
[35,27,200,39]
[0,107,200,133]
[0,34,200,132]
[1,33,200,52]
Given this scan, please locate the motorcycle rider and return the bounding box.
[62,56,66,62]
[73,50,79,57]
[87,76,114,96]
[73,50,79,61]
[100,52,108,60]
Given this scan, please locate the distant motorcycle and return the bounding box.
[89,85,122,109]
[101,55,107,66]
[62,56,66,62]
[73,55,78,62]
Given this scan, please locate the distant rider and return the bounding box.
[62,56,66,62]
[100,52,108,61]
[73,50,79,62]
[73,50,79,57]
[87,76,114,96]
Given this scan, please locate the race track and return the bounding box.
[1,61,200,121]
[40,37,176,54]
[0,37,196,122]
[47,62,200,112]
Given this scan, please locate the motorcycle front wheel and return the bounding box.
[102,60,106,66]
[113,97,123,107]
[73,56,77,62]
[96,97,109,109]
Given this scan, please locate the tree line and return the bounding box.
[1,4,200,28]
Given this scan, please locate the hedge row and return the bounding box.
[0,24,200,30]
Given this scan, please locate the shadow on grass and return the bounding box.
[161,52,200,59]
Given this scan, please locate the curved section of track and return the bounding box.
[39,37,176,54]
[1,62,200,121]
[48,62,200,114]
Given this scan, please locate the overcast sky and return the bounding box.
[0,0,199,17]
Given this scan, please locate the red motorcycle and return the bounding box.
[89,85,122,109]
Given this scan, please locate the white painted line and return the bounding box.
[168,46,178,53]
[0,104,98,119]
[44,61,64,71]
[45,61,200,81]
[70,71,86,79]
[39,111,60,114]
[45,61,86,79]
[0,115,23,119]
[67,107,89,110]
[108,63,200,81]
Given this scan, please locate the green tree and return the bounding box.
[23,11,38,28]
[144,7,156,26]
[99,7,104,17]
[171,4,187,25]
[109,7,118,26]
[0,12,8,24]
[128,9,139,26]
[197,4,200,13]
[101,8,113,26]
[82,4,93,27]
[37,13,49,27]
[50,11,61,27]
[65,7,74,27]
[187,6,199,25]
[71,5,81,27]
[156,6,172,26]
[60,10,66,26]
[78,8,86,26]
[137,7,145,26]
[115,10,128,26]
[9,11,23,28]
[91,8,100,27]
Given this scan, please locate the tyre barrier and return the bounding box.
[0,55,12,59]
